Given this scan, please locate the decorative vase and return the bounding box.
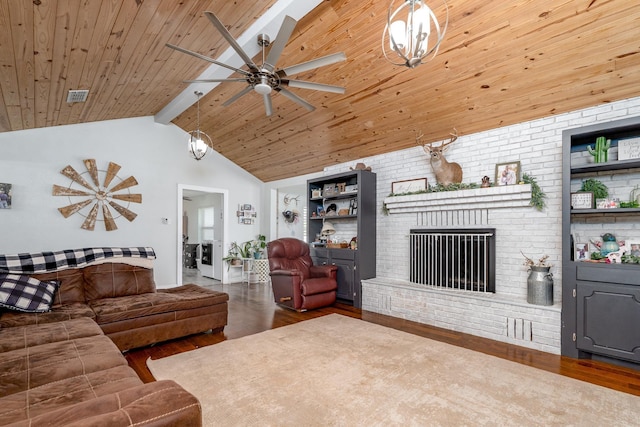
[527,266,553,306]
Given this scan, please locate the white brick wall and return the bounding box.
[323,96,640,354]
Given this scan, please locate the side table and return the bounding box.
[241,258,270,284]
[253,259,270,283]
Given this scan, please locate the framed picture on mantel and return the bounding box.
[391,178,427,195]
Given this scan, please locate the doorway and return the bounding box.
[177,184,229,285]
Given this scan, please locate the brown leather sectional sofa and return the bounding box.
[0,260,229,426]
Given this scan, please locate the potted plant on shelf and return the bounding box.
[222,243,242,270]
[251,234,267,259]
[580,178,608,200]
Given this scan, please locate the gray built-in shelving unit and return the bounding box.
[562,115,640,368]
[307,170,376,308]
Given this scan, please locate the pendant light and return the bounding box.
[187,91,211,160]
[382,0,448,68]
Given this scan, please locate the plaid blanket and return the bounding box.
[0,247,156,274]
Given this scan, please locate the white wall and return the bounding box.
[0,116,263,286]
[261,172,323,241]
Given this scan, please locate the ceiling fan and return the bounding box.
[166,12,347,117]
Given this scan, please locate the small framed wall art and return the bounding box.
[495,161,520,186]
[570,192,594,209]
[574,242,590,261]
[391,178,427,195]
[237,204,255,224]
[617,136,640,161]
[0,183,12,209]
[627,241,640,257]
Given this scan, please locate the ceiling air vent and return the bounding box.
[66,89,89,103]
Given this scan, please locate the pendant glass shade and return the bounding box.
[382,0,448,68]
[188,129,212,161]
[188,91,210,161]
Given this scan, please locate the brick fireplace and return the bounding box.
[365,186,561,353]
[318,97,640,355]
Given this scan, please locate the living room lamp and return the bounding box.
[382,0,448,68]
[187,91,211,161]
[321,221,336,238]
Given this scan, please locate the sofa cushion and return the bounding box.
[0,364,142,426]
[0,334,127,397]
[32,268,86,306]
[88,284,229,325]
[82,263,156,301]
[6,380,201,427]
[0,317,103,353]
[0,274,59,313]
[0,302,95,328]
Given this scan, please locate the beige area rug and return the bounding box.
[147,314,639,426]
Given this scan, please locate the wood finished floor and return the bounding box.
[126,276,640,396]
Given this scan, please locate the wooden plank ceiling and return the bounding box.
[1,0,639,182]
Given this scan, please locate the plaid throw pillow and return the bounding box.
[0,274,59,313]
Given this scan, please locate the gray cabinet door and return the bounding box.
[576,280,640,362]
[332,257,354,301]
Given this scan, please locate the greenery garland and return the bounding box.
[522,173,546,211]
[382,172,547,214]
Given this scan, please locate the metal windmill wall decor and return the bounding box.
[52,159,142,231]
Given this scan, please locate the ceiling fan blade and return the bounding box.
[279,52,346,77]
[83,159,100,187]
[109,201,138,222]
[60,165,95,192]
[52,184,91,197]
[183,78,247,84]
[277,88,315,112]
[284,80,346,94]
[166,43,251,76]
[264,15,297,72]
[58,199,93,218]
[102,204,118,231]
[263,94,273,117]
[222,85,254,106]
[204,11,259,72]
[80,203,99,231]
[103,162,121,189]
[108,176,138,193]
[112,193,142,203]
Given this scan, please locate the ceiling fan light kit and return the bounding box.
[167,11,347,117]
[382,0,448,68]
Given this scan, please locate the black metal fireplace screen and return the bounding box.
[410,228,496,293]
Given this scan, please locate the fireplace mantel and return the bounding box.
[383,184,532,214]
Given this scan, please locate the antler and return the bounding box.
[440,127,458,149]
[414,130,425,146]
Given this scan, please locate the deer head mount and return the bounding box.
[416,129,463,186]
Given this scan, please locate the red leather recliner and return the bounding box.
[267,238,338,311]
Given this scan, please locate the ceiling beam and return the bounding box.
[153,0,323,125]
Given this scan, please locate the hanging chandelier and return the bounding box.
[187,91,211,160]
[382,0,448,68]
